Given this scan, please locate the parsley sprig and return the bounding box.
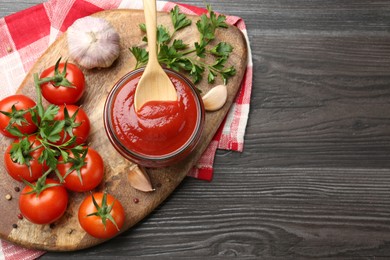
[129,5,236,85]
[31,72,87,174]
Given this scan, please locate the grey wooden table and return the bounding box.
[2,0,390,259]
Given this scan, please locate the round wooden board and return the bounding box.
[0,9,247,251]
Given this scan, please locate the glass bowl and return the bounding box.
[103,67,205,167]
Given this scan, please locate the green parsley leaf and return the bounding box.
[39,147,58,170]
[158,45,181,62]
[140,24,172,45]
[40,104,59,122]
[176,58,193,71]
[139,23,146,32]
[207,5,228,29]
[208,70,216,83]
[39,120,65,143]
[212,57,228,70]
[10,137,33,166]
[210,42,233,57]
[129,47,149,68]
[60,149,69,163]
[196,14,215,45]
[221,66,236,85]
[195,42,206,58]
[157,25,171,45]
[70,145,86,158]
[172,39,188,50]
[189,63,205,84]
[170,5,192,32]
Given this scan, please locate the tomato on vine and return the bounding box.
[19,178,68,225]
[53,105,90,147]
[0,95,37,137]
[4,135,48,182]
[39,58,85,105]
[57,147,104,192]
[78,192,125,239]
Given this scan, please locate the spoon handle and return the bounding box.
[143,0,158,65]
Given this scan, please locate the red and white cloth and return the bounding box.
[0,0,252,258]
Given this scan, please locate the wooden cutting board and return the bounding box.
[0,9,247,251]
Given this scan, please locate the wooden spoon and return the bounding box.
[134,0,177,112]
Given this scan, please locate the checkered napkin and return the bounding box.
[0,0,252,258]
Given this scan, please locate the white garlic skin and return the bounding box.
[128,165,155,192]
[202,84,228,111]
[67,16,120,69]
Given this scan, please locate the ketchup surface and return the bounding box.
[111,74,199,157]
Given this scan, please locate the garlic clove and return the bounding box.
[67,16,120,69]
[202,84,228,111]
[128,165,155,192]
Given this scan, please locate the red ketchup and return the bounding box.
[104,68,204,167]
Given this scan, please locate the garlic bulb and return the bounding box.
[67,16,120,69]
[202,85,228,111]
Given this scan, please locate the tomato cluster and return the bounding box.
[0,58,125,239]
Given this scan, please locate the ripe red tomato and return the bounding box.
[57,147,104,192]
[19,178,68,225]
[40,62,85,105]
[0,95,37,137]
[53,105,90,146]
[4,135,48,182]
[78,192,125,239]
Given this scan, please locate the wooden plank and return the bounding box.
[0,9,248,251]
